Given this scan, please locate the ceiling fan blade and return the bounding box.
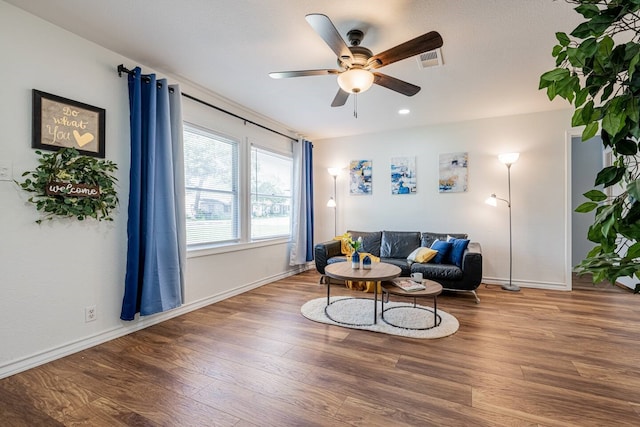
[367,31,443,69]
[269,69,339,79]
[373,73,421,96]
[305,14,353,62]
[331,88,350,107]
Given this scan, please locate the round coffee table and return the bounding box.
[324,262,401,325]
[381,279,443,330]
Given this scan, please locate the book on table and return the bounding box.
[392,278,426,292]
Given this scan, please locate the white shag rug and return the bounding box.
[301,296,459,339]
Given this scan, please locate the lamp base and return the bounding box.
[501,283,520,292]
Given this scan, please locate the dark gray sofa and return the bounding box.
[314,230,483,303]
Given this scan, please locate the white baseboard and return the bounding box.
[481,276,570,291]
[0,265,310,379]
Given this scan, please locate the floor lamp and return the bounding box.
[486,152,520,292]
[327,168,340,237]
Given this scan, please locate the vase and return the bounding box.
[362,255,371,270]
[351,250,360,269]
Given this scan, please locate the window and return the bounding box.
[183,122,293,249]
[184,124,238,246]
[251,146,293,240]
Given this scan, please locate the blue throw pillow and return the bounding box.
[430,240,453,264]
[447,238,470,267]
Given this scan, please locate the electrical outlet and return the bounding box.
[85,305,96,322]
[0,161,11,181]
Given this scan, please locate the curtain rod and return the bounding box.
[117,64,298,142]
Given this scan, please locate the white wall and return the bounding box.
[0,2,302,378]
[313,109,574,290]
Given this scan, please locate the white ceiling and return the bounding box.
[5,0,582,140]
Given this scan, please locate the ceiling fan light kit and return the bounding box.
[269,13,443,116]
[337,68,374,94]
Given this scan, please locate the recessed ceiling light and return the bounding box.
[398,109,410,115]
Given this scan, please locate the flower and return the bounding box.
[336,232,363,256]
[348,235,363,252]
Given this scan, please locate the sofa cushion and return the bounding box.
[347,231,382,257]
[379,257,412,276]
[411,263,463,281]
[380,231,421,258]
[447,238,470,267]
[327,256,347,265]
[421,232,468,248]
[407,247,438,264]
[430,239,453,264]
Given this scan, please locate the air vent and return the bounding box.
[417,48,443,69]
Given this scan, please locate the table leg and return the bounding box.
[374,281,378,324]
[326,276,331,306]
[434,295,438,326]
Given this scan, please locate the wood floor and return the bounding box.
[572,272,631,292]
[2,270,640,426]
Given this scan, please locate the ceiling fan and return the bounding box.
[269,14,443,109]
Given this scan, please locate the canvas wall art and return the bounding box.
[439,152,468,193]
[390,156,416,194]
[349,160,372,195]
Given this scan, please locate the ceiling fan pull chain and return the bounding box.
[353,93,358,118]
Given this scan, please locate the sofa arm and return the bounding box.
[314,240,343,274]
[460,242,483,290]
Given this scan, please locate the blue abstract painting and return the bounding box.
[349,160,372,195]
[391,156,416,195]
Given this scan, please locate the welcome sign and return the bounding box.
[46,182,101,198]
[32,90,106,158]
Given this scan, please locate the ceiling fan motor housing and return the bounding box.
[338,45,373,69]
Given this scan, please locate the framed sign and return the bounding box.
[32,89,105,158]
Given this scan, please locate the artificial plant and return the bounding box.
[539,0,640,291]
[18,148,118,223]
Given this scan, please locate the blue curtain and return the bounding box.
[304,140,314,261]
[121,67,186,321]
[290,139,314,264]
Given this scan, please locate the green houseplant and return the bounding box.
[540,0,640,291]
[18,148,118,223]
